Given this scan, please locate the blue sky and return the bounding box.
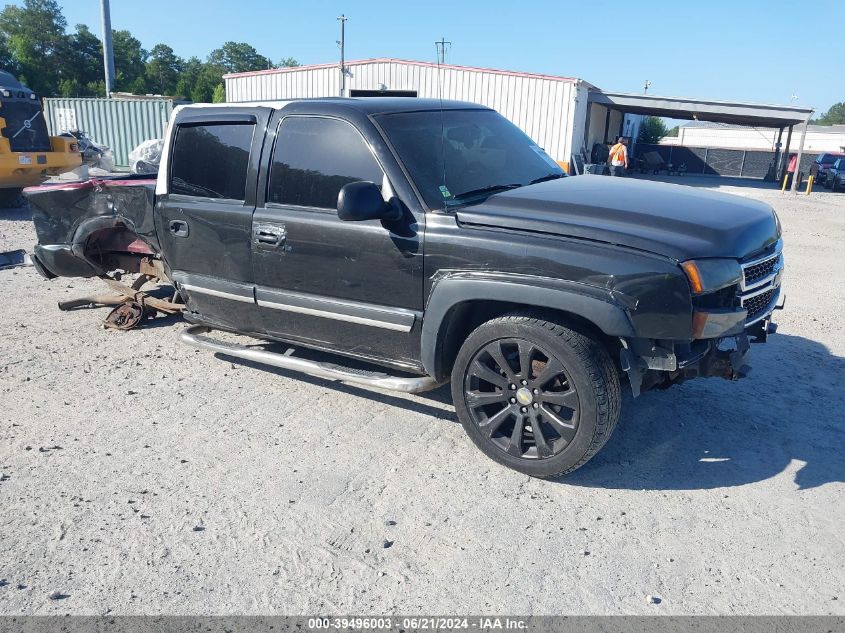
[25,0,843,114]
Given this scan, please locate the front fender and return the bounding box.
[420,271,637,379]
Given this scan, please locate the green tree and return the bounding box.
[128,76,147,95]
[637,116,669,144]
[666,125,679,137]
[57,24,103,95]
[815,102,845,126]
[0,1,300,102]
[57,77,81,97]
[173,56,203,100]
[208,41,270,73]
[187,62,225,102]
[0,32,21,76]
[112,30,147,93]
[145,43,182,95]
[0,0,67,96]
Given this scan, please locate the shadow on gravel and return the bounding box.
[0,204,31,222]
[220,349,456,423]
[212,330,843,491]
[564,333,845,491]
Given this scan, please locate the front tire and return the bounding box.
[451,313,621,478]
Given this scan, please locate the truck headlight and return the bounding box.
[682,259,745,339]
[680,258,742,295]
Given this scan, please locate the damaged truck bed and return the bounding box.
[26,176,183,328]
[27,175,160,279]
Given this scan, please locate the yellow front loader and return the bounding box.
[0,70,81,207]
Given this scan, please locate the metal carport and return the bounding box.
[587,91,815,191]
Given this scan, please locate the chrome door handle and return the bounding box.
[253,224,286,248]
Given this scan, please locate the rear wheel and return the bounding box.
[451,313,621,478]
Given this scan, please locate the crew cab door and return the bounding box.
[155,109,269,333]
[251,111,425,369]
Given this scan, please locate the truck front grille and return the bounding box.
[738,240,783,325]
[742,288,777,321]
[743,255,779,287]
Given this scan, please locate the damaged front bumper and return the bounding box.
[620,297,783,397]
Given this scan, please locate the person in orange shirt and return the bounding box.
[608,137,629,176]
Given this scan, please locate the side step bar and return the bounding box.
[179,324,442,394]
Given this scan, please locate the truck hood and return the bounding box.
[456,176,779,261]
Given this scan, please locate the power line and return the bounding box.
[435,37,451,65]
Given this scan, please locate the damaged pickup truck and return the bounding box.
[26,99,785,477]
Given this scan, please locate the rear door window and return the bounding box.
[170,122,254,200]
[268,116,384,209]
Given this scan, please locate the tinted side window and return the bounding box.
[269,117,384,208]
[170,122,254,200]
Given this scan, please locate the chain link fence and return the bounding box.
[634,144,819,179]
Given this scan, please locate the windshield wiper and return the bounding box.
[451,183,521,201]
[528,173,565,185]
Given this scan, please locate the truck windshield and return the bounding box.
[375,109,564,210]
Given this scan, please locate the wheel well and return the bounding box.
[434,300,621,381]
[82,225,156,272]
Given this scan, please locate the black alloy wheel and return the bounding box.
[463,337,580,460]
[451,313,621,478]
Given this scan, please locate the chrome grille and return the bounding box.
[743,288,777,321]
[743,255,779,288]
[738,240,783,325]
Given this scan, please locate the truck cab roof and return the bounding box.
[175,97,490,117]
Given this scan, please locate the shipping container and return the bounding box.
[43,97,176,170]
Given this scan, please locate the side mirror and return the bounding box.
[337,181,401,222]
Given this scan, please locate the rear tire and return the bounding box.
[451,313,621,478]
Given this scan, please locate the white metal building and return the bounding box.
[660,121,845,153]
[224,58,815,186]
[224,58,594,163]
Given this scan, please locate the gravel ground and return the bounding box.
[0,178,843,615]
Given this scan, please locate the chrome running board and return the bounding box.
[179,325,442,394]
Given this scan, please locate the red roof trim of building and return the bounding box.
[223,58,580,83]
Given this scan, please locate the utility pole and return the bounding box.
[435,37,451,65]
[100,0,115,96]
[643,80,651,94]
[337,14,347,97]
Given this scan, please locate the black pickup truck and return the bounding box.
[26,98,784,477]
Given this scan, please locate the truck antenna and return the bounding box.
[435,37,451,211]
